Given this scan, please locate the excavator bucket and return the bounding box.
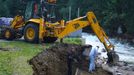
[107,50,119,64]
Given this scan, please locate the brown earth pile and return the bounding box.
[29,43,111,75]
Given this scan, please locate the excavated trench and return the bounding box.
[29,43,111,75]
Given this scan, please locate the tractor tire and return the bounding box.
[3,28,16,40]
[43,37,57,43]
[24,23,39,43]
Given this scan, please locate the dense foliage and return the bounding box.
[0,0,133,34]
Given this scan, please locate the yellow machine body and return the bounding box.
[6,11,114,52]
[11,15,25,29]
[20,12,113,52]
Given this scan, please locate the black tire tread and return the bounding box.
[24,23,39,43]
[3,28,16,40]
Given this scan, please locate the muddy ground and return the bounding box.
[29,43,111,75]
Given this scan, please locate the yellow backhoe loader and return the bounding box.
[1,0,119,63]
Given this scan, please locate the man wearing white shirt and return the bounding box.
[89,46,99,72]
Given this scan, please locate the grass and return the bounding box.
[0,38,81,75]
[63,37,82,45]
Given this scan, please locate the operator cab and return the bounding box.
[24,0,60,23]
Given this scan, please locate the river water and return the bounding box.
[82,33,134,63]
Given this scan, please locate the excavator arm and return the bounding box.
[57,12,113,52]
[57,12,119,63]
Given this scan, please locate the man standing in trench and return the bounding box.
[88,46,99,72]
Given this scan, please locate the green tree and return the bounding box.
[0,0,10,17]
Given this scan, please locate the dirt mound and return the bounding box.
[29,43,111,75]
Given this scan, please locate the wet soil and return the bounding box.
[29,43,111,75]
